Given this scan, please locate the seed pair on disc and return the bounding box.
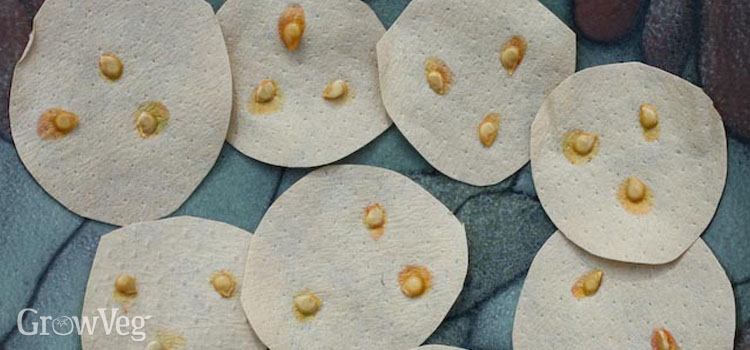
[81,217,264,350]
[378,0,576,186]
[514,232,735,350]
[10,0,232,225]
[241,165,468,350]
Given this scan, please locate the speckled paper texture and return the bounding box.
[377,0,575,186]
[9,0,232,226]
[530,62,727,264]
[217,0,390,168]
[81,216,264,350]
[242,165,468,350]
[514,232,735,350]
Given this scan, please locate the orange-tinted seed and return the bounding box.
[424,58,453,95]
[500,36,527,75]
[478,113,501,147]
[37,109,79,140]
[571,269,603,299]
[399,265,431,298]
[278,4,306,51]
[651,327,679,350]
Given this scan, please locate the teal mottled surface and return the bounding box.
[3,222,115,350]
[0,141,83,339]
[1,0,749,349]
[172,144,281,232]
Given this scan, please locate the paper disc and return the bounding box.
[9,0,232,225]
[242,165,468,350]
[81,216,264,350]
[530,62,727,264]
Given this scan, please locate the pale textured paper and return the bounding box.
[377,0,575,186]
[513,232,735,350]
[530,62,727,264]
[217,0,390,168]
[410,346,466,350]
[9,0,232,226]
[242,165,468,350]
[81,216,264,350]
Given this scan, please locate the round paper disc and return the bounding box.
[217,0,391,167]
[242,165,468,350]
[513,232,735,350]
[9,0,232,226]
[377,0,575,186]
[530,62,727,264]
[81,216,264,350]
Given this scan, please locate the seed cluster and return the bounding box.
[560,103,665,215]
[423,36,527,148]
[248,4,358,116]
[36,51,174,141]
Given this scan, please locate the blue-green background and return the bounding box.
[1,0,749,349]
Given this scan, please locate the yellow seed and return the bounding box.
[99,54,123,81]
[500,36,527,75]
[582,270,603,296]
[278,4,306,51]
[656,331,670,350]
[254,79,278,103]
[136,112,157,135]
[133,101,169,138]
[617,177,653,215]
[424,58,453,95]
[562,130,600,164]
[571,269,603,299]
[572,133,597,155]
[52,111,78,133]
[211,271,237,298]
[427,71,444,93]
[626,177,647,203]
[402,275,425,297]
[651,327,678,350]
[293,291,322,318]
[640,104,659,130]
[399,266,431,298]
[284,24,301,47]
[501,47,520,71]
[147,341,165,350]
[478,113,501,147]
[363,204,385,229]
[323,79,349,100]
[37,109,79,140]
[115,274,137,296]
